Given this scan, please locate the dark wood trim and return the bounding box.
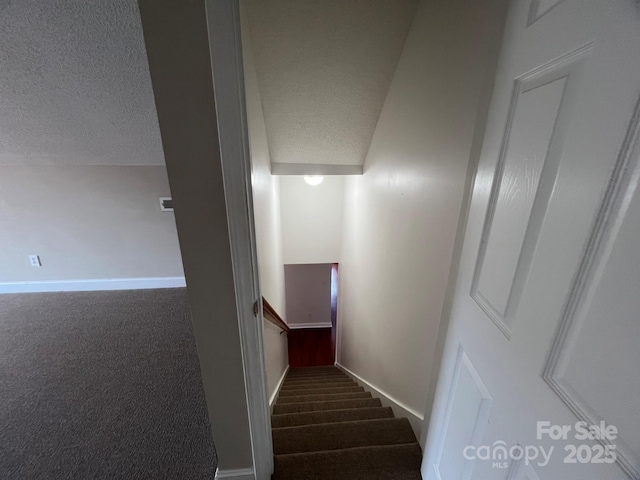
[288,328,334,367]
[262,297,290,332]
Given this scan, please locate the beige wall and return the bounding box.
[337,0,508,433]
[242,4,288,401]
[139,0,254,471]
[280,176,344,265]
[0,166,183,284]
[284,263,332,327]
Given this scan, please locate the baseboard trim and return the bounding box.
[215,467,255,480]
[269,365,290,409]
[336,363,425,438]
[0,277,187,294]
[287,322,332,329]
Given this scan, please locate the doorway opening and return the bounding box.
[284,263,338,367]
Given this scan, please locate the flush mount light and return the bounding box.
[304,175,324,186]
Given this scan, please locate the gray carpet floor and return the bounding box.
[0,288,217,479]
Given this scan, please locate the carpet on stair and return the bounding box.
[273,418,416,455]
[283,375,353,384]
[273,444,423,480]
[281,378,353,387]
[278,386,364,397]
[271,407,394,428]
[280,381,355,391]
[280,384,361,392]
[271,366,422,479]
[273,397,383,415]
[276,391,371,404]
[283,374,349,381]
[287,368,344,378]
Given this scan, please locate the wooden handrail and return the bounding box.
[262,296,290,332]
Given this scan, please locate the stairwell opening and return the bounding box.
[284,263,337,368]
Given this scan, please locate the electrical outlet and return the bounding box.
[29,255,41,267]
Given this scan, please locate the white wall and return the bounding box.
[337,0,508,438]
[280,176,344,264]
[284,263,332,327]
[0,166,183,285]
[242,5,288,400]
[140,0,255,471]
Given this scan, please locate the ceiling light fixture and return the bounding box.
[304,175,324,186]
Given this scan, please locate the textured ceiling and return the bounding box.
[0,0,164,165]
[244,0,418,168]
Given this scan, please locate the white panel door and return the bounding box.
[423,1,640,479]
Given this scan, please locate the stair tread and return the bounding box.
[287,369,344,374]
[287,370,343,377]
[273,397,382,415]
[273,417,417,455]
[280,382,358,390]
[287,365,343,375]
[273,443,422,480]
[276,391,371,404]
[282,378,352,387]
[271,407,394,428]
[280,382,356,392]
[284,374,348,382]
[284,372,348,378]
[279,386,363,397]
[271,367,421,477]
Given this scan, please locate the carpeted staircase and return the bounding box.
[271,366,423,479]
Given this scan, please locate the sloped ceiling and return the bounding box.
[0,0,164,166]
[244,0,418,170]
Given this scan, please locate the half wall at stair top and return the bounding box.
[243,0,418,174]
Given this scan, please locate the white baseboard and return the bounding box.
[269,365,290,409]
[336,363,425,438]
[0,277,187,294]
[287,322,332,329]
[215,467,255,480]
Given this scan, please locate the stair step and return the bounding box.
[285,370,347,378]
[288,366,340,374]
[280,380,355,391]
[287,370,341,377]
[276,392,371,404]
[282,377,351,387]
[287,369,343,375]
[273,398,382,415]
[273,443,423,480]
[273,418,417,455]
[271,407,394,428]
[285,373,347,381]
[279,386,363,397]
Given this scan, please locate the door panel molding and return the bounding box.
[433,345,493,480]
[543,95,640,480]
[425,1,640,478]
[471,43,592,339]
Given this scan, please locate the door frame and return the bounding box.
[204,1,273,479]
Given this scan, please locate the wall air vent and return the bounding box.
[159,197,174,211]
